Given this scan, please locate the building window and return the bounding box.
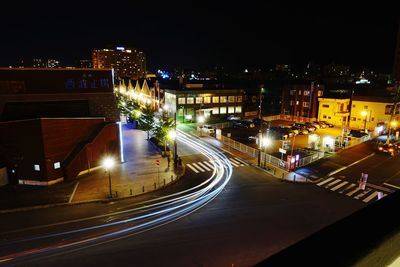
[212,107,219,114]
[204,97,211,104]
[385,105,393,115]
[364,106,368,109]
[323,115,327,119]
[196,97,203,104]
[322,104,329,108]
[34,164,40,171]
[351,117,356,121]
[303,102,310,107]
[352,104,356,108]
[228,106,235,114]
[290,90,296,95]
[290,100,294,106]
[220,106,227,114]
[296,101,299,105]
[212,96,219,103]
[220,96,227,103]
[228,96,235,103]
[186,97,194,104]
[298,90,302,95]
[318,90,323,97]
[304,90,310,96]
[54,162,61,169]
[371,117,374,121]
[178,97,186,104]
[328,116,331,119]
[235,106,242,113]
[237,96,242,102]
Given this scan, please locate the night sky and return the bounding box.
[2,2,399,73]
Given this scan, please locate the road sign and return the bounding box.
[155,159,160,166]
[279,148,287,154]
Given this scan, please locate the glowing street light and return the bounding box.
[103,157,115,198]
[361,110,368,131]
[391,121,397,128]
[197,116,205,124]
[168,129,177,140]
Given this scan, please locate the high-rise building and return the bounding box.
[393,24,400,82]
[32,58,46,68]
[79,59,92,68]
[47,59,61,68]
[92,46,146,80]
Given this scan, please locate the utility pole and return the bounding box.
[259,86,264,119]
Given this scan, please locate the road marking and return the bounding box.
[346,187,362,196]
[197,162,211,171]
[186,163,199,173]
[69,181,79,203]
[330,181,349,191]
[229,159,239,167]
[317,177,335,186]
[235,157,249,166]
[230,158,244,166]
[327,152,376,177]
[366,183,394,193]
[203,161,215,169]
[339,183,355,193]
[0,258,13,263]
[363,191,379,203]
[325,179,342,188]
[354,188,371,199]
[192,162,205,172]
[383,183,400,190]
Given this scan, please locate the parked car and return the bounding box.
[293,122,314,132]
[227,115,241,121]
[199,125,215,135]
[313,121,327,128]
[318,121,334,128]
[232,120,255,128]
[304,122,318,131]
[349,129,368,138]
[291,126,308,135]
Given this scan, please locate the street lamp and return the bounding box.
[361,110,368,132]
[259,87,264,119]
[261,136,272,168]
[103,157,115,198]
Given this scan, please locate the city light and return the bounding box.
[361,110,368,117]
[103,157,115,170]
[168,130,177,140]
[391,121,397,128]
[197,116,205,124]
[261,137,272,148]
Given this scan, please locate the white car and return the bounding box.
[199,125,215,135]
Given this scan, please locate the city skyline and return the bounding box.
[1,2,399,73]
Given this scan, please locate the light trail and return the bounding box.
[0,130,233,264]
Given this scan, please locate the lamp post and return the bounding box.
[361,110,368,132]
[259,87,264,119]
[262,136,272,168]
[103,157,115,198]
[173,112,178,167]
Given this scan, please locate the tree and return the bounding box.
[116,93,140,122]
[138,105,155,140]
[154,111,174,153]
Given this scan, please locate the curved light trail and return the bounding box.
[0,130,233,264]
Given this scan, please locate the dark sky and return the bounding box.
[2,2,399,73]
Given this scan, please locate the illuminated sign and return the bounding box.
[116,47,125,51]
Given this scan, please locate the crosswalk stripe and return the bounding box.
[346,187,362,196]
[354,188,371,199]
[230,158,244,166]
[363,191,378,203]
[186,163,199,173]
[229,159,239,167]
[192,162,205,172]
[317,177,335,186]
[197,162,211,171]
[325,179,342,188]
[235,157,249,166]
[203,161,215,169]
[339,183,355,194]
[330,181,348,191]
[383,183,400,190]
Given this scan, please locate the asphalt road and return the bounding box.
[7,153,363,266]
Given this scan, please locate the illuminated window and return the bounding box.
[220,106,227,114]
[237,96,242,102]
[196,97,203,104]
[212,96,219,103]
[290,90,296,95]
[228,106,235,113]
[296,101,299,105]
[228,96,235,103]
[318,90,323,97]
[34,164,40,171]
[220,96,227,103]
[204,97,211,104]
[235,106,242,113]
[178,97,186,104]
[54,162,61,169]
[304,90,310,96]
[186,97,194,104]
[212,107,219,114]
[303,102,310,107]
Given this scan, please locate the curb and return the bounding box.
[0,166,186,215]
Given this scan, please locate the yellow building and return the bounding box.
[318,98,350,126]
[349,96,400,130]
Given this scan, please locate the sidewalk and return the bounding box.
[0,125,184,212]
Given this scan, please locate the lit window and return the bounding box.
[34,164,40,171]
[228,96,235,103]
[186,97,194,104]
[228,106,235,114]
[220,96,227,103]
[296,101,299,105]
[318,91,323,97]
[204,97,211,104]
[290,100,294,106]
[237,96,242,102]
[220,106,227,114]
[235,106,242,113]
[303,102,310,107]
[178,97,186,104]
[212,96,219,103]
[54,162,61,169]
[212,107,219,114]
[304,90,310,96]
[196,97,203,104]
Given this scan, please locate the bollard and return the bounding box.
[163,179,166,186]
[142,185,145,192]
[130,188,132,196]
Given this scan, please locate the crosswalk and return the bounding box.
[316,177,394,203]
[186,157,249,174]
